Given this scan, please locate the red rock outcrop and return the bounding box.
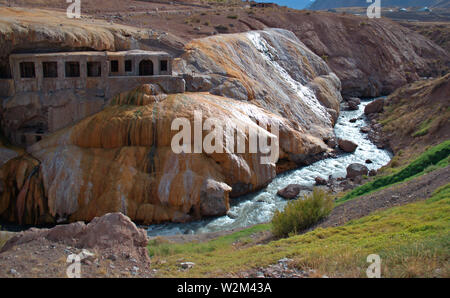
[1,212,150,266]
[176,29,342,136]
[1,83,331,225]
[0,7,185,148]
[0,26,343,225]
[0,7,184,76]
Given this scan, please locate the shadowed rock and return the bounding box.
[1,213,150,264]
[365,98,385,115]
[277,184,312,199]
[346,163,369,179]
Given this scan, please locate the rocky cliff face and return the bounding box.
[0,86,330,225]
[0,7,184,77]
[0,28,343,225]
[0,7,186,149]
[250,11,449,97]
[175,28,342,136]
[309,0,447,10]
[378,74,450,156]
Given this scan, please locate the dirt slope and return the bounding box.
[377,74,450,164]
[1,2,447,97]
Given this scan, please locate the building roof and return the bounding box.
[107,50,171,57]
[10,50,171,59]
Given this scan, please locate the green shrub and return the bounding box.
[272,188,334,238]
[424,164,439,173]
[0,230,12,250]
[338,140,450,203]
[426,183,450,203]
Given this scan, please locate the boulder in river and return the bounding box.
[277,184,312,199]
[315,176,328,186]
[347,98,361,111]
[338,139,358,153]
[346,163,369,179]
[364,98,385,115]
[360,126,370,133]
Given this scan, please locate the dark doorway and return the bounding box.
[139,60,154,76]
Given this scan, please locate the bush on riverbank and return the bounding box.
[272,188,334,238]
[338,140,450,203]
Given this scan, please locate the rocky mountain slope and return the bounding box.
[1,4,447,98]
[0,27,342,225]
[248,10,449,97]
[376,74,450,163]
[0,4,448,225]
[0,7,184,77]
[175,29,342,134]
[309,0,448,10]
[400,21,450,53]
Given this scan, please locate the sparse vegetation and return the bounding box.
[272,189,334,238]
[338,140,450,203]
[412,118,434,137]
[148,224,270,258]
[0,231,13,250]
[150,184,450,278]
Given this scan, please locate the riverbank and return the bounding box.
[1,148,448,277]
[148,168,450,278]
[146,98,392,236]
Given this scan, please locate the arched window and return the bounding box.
[139,60,154,76]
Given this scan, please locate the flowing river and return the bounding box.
[147,99,393,236]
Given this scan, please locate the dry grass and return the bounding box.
[0,231,14,250]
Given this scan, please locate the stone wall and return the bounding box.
[106,76,185,98]
[0,79,14,97]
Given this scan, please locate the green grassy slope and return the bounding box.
[150,184,450,278]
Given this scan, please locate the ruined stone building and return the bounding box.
[0,50,185,146]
